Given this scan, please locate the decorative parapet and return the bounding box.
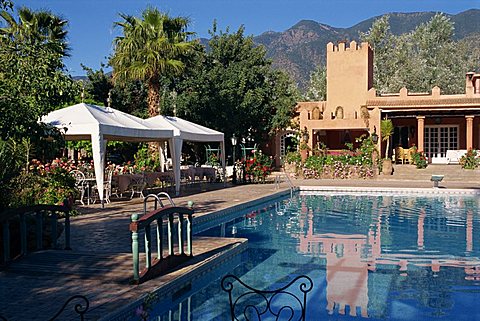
[326,41,371,52]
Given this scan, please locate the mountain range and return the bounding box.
[251,9,480,90]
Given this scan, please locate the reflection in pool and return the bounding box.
[148,193,480,320]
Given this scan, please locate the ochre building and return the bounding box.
[291,40,480,165]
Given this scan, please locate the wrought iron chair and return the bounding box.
[221,274,313,321]
[70,170,87,205]
[129,172,147,199]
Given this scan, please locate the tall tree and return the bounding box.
[359,15,398,94]
[305,65,327,101]
[110,7,195,117]
[175,25,298,144]
[0,7,77,140]
[361,13,478,95]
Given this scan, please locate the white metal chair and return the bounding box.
[70,170,87,205]
[92,169,114,204]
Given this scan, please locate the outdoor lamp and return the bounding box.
[231,135,237,184]
[371,126,379,144]
[302,127,309,143]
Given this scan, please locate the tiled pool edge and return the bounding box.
[192,189,292,234]
[299,186,480,196]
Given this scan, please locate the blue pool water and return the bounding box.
[150,192,480,320]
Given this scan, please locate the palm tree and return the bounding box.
[381,119,394,159]
[110,7,195,117]
[0,7,69,56]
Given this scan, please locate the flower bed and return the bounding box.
[284,135,377,179]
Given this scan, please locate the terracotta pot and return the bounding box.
[300,149,309,163]
[382,159,393,175]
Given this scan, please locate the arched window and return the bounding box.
[312,107,322,120]
[335,106,344,119]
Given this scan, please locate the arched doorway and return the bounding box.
[279,131,297,166]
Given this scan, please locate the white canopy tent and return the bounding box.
[144,115,226,193]
[42,103,174,204]
[43,103,226,204]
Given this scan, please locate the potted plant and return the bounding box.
[380,119,394,175]
[299,141,310,163]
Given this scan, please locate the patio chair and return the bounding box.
[92,169,114,204]
[221,274,313,321]
[395,147,405,164]
[406,147,415,164]
[129,172,147,199]
[70,170,87,205]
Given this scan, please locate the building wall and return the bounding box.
[291,40,480,163]
[326,41,373,120]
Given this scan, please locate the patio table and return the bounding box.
[114,172,174,193]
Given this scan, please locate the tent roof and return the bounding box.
[145,115,224,142]
[42,103,173,141]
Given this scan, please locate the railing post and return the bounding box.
[2,221,10,263]
[131,214,139,282]
[145,225,152,269]
[156,218,163,260]
[168,213,174,256]
[20,213,27,256]
[64,209,71,250]
[51,211,58,249]
[178,213,184,255]
[187,201,194,256]
[36,211,43,250]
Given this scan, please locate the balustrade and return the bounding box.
[130,199,194,283]
[0,201,71,265]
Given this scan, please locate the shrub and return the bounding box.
[459,149,479,169]
[244,149,273,183]
[411,150,428,169]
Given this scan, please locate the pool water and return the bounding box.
[150,193,480,320]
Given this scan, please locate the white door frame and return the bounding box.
[424,125,459,164]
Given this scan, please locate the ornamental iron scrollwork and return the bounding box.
[0,295,89,321]
[48,295,89,321]
[221,274,313,321]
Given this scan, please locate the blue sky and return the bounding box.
[10,0,480,75]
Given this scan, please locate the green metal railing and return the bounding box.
[130,200,194,283]
[0,201,71,265]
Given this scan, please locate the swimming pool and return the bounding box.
[149,192,480,320]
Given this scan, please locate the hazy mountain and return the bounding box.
[252,9,480,91]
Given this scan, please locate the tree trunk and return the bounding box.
[147,79,161,159]
[147,79,161,117]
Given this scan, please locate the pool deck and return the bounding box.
[1,174,479,320]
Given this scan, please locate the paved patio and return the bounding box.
[1,171,479,320]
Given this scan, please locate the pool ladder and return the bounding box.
[274,170,296,198]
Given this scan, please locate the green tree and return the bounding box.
[0,7,78,140]
[305,65,326,101]
[175,25,298,145]
[110,7,195,118]
[360,15,398,94]
[0,0,12,11]
[81,64,113,107]
[361,14,477,95]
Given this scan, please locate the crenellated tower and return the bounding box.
[325,41,373,119]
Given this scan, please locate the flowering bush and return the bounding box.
[295,135,376,179]
[10,160,77,208]
[244,149,273,183]
[411,150,428,169]
[459,149,479,169]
